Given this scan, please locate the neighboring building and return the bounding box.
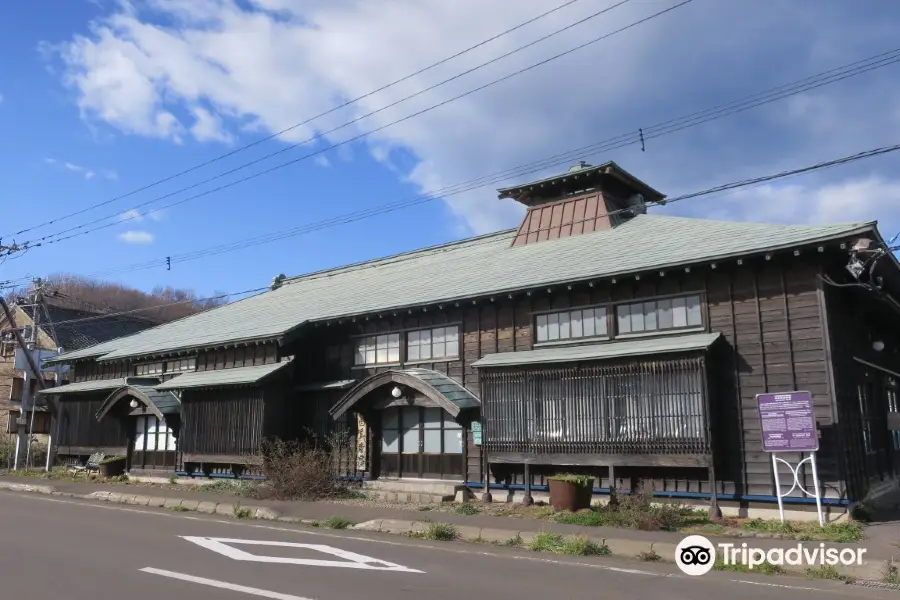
[42,162,900,516]
[0,300,157,435]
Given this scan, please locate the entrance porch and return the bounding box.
[329,368,480,484]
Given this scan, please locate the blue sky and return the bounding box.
[1,0,899,300]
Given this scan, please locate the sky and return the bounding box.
[0,0,899,301]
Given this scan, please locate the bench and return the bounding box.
[71,452,105,476]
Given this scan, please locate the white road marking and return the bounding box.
[180,536,423,573]
[2,491,872,597]
[140,567,314,599]
[730,579,841,592]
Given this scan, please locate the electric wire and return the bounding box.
[13,140,900,322]
[25,0,685,247]
[3,0,591,239]
[25,39,900,254]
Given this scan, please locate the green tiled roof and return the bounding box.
[127,385,181,415]
[37,378,128,395]
[51,214,874,363]
[472,332,722,368]
[155,361,293,390]
[400,368,481,411]
[295,380,357,392]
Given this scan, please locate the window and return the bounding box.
[407,326,460,361]
[616,294,702,335]
[354,333,400,366]
[166,357,196,373]
[134,362,164,376]
[133,415,176,453]
[535,307,607,343]
[380,406,463,454]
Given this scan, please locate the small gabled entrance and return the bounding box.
[330,368,479,482]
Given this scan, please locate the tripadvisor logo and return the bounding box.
[675,535,867,576]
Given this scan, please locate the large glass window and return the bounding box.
[408,326,460,361]
[616,295,702,335]
[133,415,176,453]
[379,406,463,455]
[354,333,400,366]
[535,307,607,343]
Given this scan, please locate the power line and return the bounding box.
[36,287,269,330]
[24,37,900,255]
[25,0,684,247]
[21,139,900,324]
[4,0,590,239]
[14,46,897,279]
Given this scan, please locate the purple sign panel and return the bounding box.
[757,391,819,452]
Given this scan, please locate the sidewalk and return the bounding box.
[0,475,894,582]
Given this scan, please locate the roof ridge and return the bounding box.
[636,212,875,230]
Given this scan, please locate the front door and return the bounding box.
[380,406,463,480]
[130,415,177,471]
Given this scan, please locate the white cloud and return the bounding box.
[120,208,144,221]
[118,230,155,243]
[0,92,4,105]
[314,155,331,168]
[48,158,117,180]
[47,1,900,235]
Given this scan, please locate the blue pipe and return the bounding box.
[464,482,849,507]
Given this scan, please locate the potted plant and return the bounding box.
[547,474,594,511]
[99,455,126,478]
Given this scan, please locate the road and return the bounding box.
[0,489,894,600]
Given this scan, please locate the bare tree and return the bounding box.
[4,273,228,323]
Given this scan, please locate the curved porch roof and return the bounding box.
[329,368,480,419]
[95,383,181,422]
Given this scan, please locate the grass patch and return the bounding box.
[527,532,610,556]
[881,559,900,585]
[321,517,355,530]
[740,518,864,543]
[552,489,706,532]
[637,549,662,562]
[408,522,458,541]
[232,505,253,520]
[805,565,854,582]
[504,534,523,547]
[192,479,256,497]
[166,505,191,512]
[455,503,479,516]
[713,558,786,576]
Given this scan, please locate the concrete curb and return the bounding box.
[0,481,884,583]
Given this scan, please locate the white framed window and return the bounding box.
[166,357,196,373]
[407,326,460,361]
[354,333,400,366]
[535,307,607,343]
[616,294,702,335]
[134,362,164,376]
[134,415,176,452]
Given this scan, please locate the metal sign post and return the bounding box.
[756,390,824,526]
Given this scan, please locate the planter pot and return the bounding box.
[99,458,126,477]
[548,478,594,512]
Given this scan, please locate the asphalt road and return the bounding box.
[0,490,895,600]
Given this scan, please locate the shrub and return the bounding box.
[882,559,900,585]
[252,431,359,501]
[233,505,252,519]
[455,503,479,515]
[553,487,691,531]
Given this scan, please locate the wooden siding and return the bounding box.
[179,387,265,457]
[821,269,900,502]
[56,395,128,450]
[288,253,855,500]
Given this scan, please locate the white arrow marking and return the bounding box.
[180,536,424,573]
[140,567,316,599]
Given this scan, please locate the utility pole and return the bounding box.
[24,278,43,470]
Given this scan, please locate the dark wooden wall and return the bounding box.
[56,395,128,453]
[822,267,900,502]
[179,387,265,459]
[287,252,856,500]
[196,342,279,371]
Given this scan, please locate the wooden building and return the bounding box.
[43,162,900,513]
